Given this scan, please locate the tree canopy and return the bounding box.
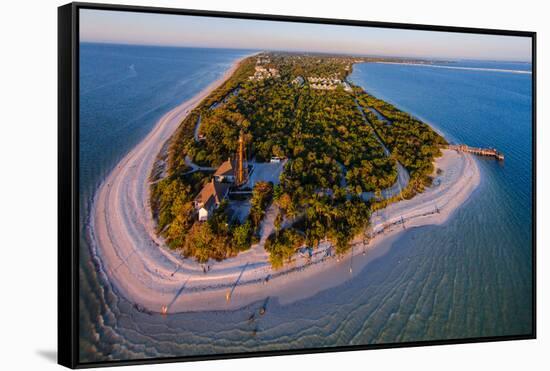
[150,52,446,266]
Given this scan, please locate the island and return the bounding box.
[150,53,447,265]
[90,53,481,313]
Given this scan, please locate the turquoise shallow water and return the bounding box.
[79,46,533,363]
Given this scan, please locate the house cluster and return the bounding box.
[249,65,280,81]
[307,75,351,91]
[257,56,272,65]
[193,158,236,221]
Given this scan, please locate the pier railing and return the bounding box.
[446,144,504,161]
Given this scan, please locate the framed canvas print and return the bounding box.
[58,2,536,368]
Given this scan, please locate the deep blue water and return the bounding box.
[349,61,532,234]
[79,43,253,196]
[79,46,533,363]
[348,60,533,336]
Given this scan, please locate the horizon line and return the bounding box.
[80,40,532,63]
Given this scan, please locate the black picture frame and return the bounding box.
[58,2,537,369]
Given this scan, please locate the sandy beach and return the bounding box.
[90,58,481,314]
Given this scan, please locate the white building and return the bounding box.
[307,76,341,90]
[291,76,304,86]
[249,66,280,81]
[193,179,230,222]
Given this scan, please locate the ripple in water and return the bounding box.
[79,46,533,363]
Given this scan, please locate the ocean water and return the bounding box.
[347,60,533,339]
[79,43,253,196]
[78,44,255,361]
[79,46,533,363]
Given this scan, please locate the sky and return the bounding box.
[80,9,532,62]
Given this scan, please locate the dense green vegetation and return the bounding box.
[150,172,206,245]
[181,201,250,262]
[150,52,446,267]
[166,57,257,174]
[264,228,305,269]
[355,89,447,197]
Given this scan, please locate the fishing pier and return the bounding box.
[447,144,504,161]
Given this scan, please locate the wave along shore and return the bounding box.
[90,57,481,314]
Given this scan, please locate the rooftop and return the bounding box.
[214,159,235,177]
[195,179,230,210]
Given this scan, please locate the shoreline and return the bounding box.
[89,55,252,311]
[89,57,481,314]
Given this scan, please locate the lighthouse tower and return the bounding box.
[235,130,248,187]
